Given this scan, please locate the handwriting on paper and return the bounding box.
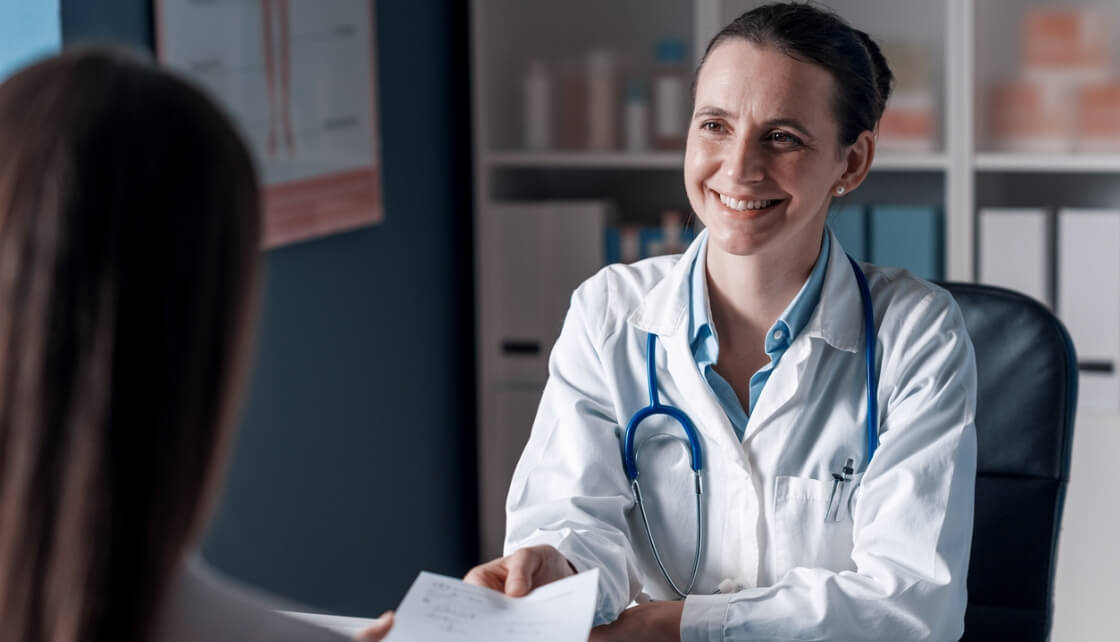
[384,568,599,642]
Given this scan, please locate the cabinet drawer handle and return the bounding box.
[501,340,541,356]
[1079,360,1115,374]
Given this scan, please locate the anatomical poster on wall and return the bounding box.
[156,0,382,247]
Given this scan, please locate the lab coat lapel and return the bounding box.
[662,329,748,469]
[743,336,812,442]
[743,229,863,441]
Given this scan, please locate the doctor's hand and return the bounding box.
[463,545,577,597]
[588,600,683,642]
[355,611,393,641]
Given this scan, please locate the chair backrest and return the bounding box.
[938,282,1078,642]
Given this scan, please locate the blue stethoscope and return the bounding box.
[621,254,879,599]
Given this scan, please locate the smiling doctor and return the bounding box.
[465,3,977,640]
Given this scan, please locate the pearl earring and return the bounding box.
[835,185,846,195]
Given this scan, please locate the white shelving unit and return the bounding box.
[976,153,1120,172]
[484,150,685,169]
[486,150,950,171]
[471,2,1120,638]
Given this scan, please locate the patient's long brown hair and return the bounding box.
[0,48,261,641]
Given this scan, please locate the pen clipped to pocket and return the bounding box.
[824,457,855,523]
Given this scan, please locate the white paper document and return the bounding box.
[281,611,375,636]
[384,569,600,642]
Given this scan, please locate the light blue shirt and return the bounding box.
[688,232,831,441]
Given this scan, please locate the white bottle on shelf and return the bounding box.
[620,225,640,264]
[523,59,551,151]
[660,210,686,254]
[586,50,616,151]
[653,39,688,150]
[624,79,650,152]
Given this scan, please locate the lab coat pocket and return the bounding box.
[772,474,862,575]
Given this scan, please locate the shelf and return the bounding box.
[975,153,1120,173]
[485,150,947,171]
[872,153,948,171]
[485,150,684,169]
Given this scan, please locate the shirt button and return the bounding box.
[772,329,784,341]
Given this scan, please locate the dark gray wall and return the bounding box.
[61,0,477,615]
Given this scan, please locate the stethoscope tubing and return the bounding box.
[622,254,879,599]
[848,254,880,463]
[622,334,703,482]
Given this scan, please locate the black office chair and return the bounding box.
[938,282,1078,641]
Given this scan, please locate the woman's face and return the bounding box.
[685,39,857,261]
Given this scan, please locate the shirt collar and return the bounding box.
[688,235,715,345]
[689,231,831,351]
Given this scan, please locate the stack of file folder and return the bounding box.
[828,204,943,281]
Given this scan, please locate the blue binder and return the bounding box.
[828,205,868,262]
[604,227,621,264]
[869,205,943,281]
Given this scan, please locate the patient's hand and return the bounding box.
[588,601,683,642]
[463,545,577,597]
[355,611,393,641]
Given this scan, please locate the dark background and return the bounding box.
[61,0,477,615]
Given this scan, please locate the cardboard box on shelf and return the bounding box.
[879,93,936,153]
[878,42,937,152]
[1022,8,1111,84]
[1076,83,1120,152]
[987,81,1074,153]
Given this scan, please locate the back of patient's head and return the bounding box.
[0,48,260,641]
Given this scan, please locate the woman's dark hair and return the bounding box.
[698,1,895,147]
[0,48,261,641]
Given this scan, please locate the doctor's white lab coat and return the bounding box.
[504,229,978,641]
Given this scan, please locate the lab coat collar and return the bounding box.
[805,227,863,353]
[627,229,706,336]
[629,227,864,353]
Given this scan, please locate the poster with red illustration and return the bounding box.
[156,0,382,247]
